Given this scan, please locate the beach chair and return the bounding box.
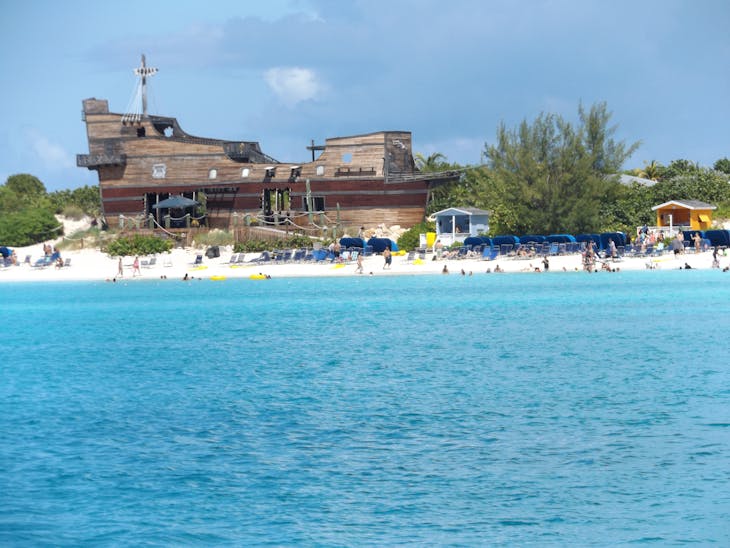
[193,254,203,265]
[141,256,157,268]
[292,249,306,262]
[405,250,416,263]
[32,256,52,268]
[482,246,499,261]
[63,258,72,267]
[249,251,271,263]
[227,253,239,264]
[23,255,31,265]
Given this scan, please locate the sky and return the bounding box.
[0,0,728,191]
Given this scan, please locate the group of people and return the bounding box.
[116,256,142,278]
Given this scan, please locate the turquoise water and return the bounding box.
[1,271,729,545]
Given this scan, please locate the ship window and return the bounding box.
[137,127,146,137]
[302,196,325,212]
[265,166,276,177]
[316,165,325,176]
[341,152,352,163]
[241,168,250,178]
[209,169,217,179]
[152,164,166,179]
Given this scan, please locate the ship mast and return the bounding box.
[123,54,158,124]
[135,54,158,117]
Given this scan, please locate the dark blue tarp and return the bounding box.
[599,232,627,249]
[339,237,365,249]
[546,234,577,243]
[576,234,601,248]
[367,238,399,253]
[464,236,491,248]
[519,235,546,244]
[491,235,520,247]
[704,230,730,247]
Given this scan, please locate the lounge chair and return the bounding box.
[63,258,72,267]
[227,253,239,264]
[192,254,203,265]
[141,256,157,268]
[32,256,53,268]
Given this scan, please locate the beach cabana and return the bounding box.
[651,200,716,232]
[432,207,490,246]
[519,235,546,244]
[703,229,730,248]
[340,237,365,249]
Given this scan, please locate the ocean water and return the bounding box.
[1,270,729,546]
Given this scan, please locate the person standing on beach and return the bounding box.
[542,256,550,271]
[355,253,364,274]
[117,257,123,278]
[132,256,141,277]
[383,247,392,270]
[692,232,702,253]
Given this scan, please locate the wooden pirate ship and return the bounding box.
[77,56,460,230]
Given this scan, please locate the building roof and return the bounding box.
[431,207,491,217]
[618,174,659,187]
[651,199,717,211]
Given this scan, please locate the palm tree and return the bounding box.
[635,160,662,181]
[415,152,448,172]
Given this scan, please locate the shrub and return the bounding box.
[61,205,85,221]
[397,221,435,250]
[0,208,61,246]
[193,229,235,247]
[233,235,316,253]
[104,234,173,257]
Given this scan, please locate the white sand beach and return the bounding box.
[1,215,727,282]
[1,241,726,283]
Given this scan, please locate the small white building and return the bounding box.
[431,207,490,246]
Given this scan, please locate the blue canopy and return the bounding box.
[546,234,576,243]
[0,246,11,258]
[491,235,520,247]
[464,236,491,248]
[519,235,546,244]
[576,234,601,248]
[367,237,399,253]
[599,232,627,249]
[339,237,365,249]
[704,229,730,247]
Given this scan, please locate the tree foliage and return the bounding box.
[713,157,730,175]
[483,102,640,234]
[48,185,101,216]
[0,174,63,246]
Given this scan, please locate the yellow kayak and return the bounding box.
[210,275,226,281]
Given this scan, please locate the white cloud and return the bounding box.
[25,129,75,171]
[263,67,324,107]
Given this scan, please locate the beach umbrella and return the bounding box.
[152,195,199,209]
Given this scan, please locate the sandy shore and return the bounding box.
[1,242,726,283]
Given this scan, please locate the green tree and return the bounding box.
[5,173,46,199]
[713,157,730,175]
[634,160,663,181]
[415,152,448,172]
[483,102,639,235]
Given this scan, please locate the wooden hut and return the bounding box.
[651,200,716,232]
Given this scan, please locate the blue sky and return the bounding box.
[1,0,728,191]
